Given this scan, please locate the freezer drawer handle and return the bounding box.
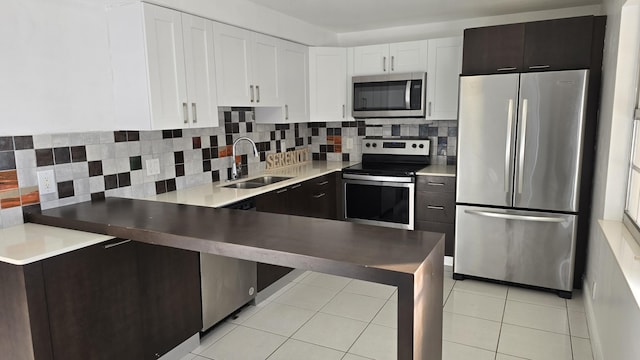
[464,210,566,223]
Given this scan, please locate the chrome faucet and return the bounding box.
[231,136,259,180]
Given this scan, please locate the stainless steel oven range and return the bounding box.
[342,138,430,230]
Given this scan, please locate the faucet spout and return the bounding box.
[231,136,259,180]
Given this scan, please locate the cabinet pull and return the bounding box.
[317,181,329,186]
[391,56,395,71]
[497,67,517,72]
[313,193,326,199]
[428,102,432,116]
[192,103,197,124]
[256,85,260,103]
[383,56,387,72]
[182,102,188,124]
[342,104,346,118]
[529,65,550,70]
[427,205,445,210]
[291,183,302,189]
[427,182,445,186]
[104,239,131,249]
[276,188,288,194]
[250,85,255,102]
[285,104,289,120]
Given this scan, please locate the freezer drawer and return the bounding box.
[454,205,577,291]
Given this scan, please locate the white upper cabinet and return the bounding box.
[255,40,309,124]
[107,3,218,130]
[309,47,347,122]
[353,41,428,75]
[214,23,281,107]
[426,37,463,120]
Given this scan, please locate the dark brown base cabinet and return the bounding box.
[255,172,340,291]
[415,176,456,256]
[0,239,201,360]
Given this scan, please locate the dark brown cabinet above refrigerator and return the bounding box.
[462,16,603,75]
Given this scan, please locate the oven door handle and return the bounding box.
[342,173,414,183]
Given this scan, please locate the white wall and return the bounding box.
[337,5,603,46]
[0,0,116,136]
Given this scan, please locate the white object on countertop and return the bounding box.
[0,223,114,265]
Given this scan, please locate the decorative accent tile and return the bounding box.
[53,147,71,164]
[104,174,118,190]
[117,172,131,187]
[0,170,19,192]
[0,137,14,151]
[129,156,142,171]
[20,187,40,206]
[0,151,16,170]
[57,180,75,198]
[114,131,128,142]
[14,136,34,150]
[71,146,87,162]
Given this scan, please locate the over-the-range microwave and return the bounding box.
[352,72,427,118]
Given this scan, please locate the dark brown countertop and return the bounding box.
[26,197,444,360]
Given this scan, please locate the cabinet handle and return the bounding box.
[427,182,445,186]
[317,181,329,186]
[427,205,445,210]
[529,65,550,70]
[104,239,131,249]
[192,103,197,124]
[342,104,346,119]
[256,85,260,103]
[276,188,288,194]
[497,67,517,72]
[182,102,188,124]
[383,56,387,72]
[313,193,326,199]
[391,56,395,71]
[285,104,289,120]
[291,183,302,189]
[428,102,432,116]
[250,85,255,103]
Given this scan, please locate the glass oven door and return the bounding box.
[343,174,415,230]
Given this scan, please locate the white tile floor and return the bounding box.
[181,268,593,360]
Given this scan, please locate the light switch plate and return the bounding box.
[146,158,160,176]
[37,170,56,195]
[280,140,286,152]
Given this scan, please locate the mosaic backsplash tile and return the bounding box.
[0,108,457,228]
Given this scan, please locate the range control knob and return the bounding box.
[365,143,371,147]
[412,144,417,148]
[419,144,425,149]
[372,143,377,148]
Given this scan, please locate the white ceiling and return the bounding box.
[245,0,602,33]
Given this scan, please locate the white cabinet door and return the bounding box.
[353,44,389,75]
[426,37,462,120]
[309,47,347,122]
[280,40,309,122]
[143,4,188,129]
[252,33,280,106]
[389,40,428,73]
[213,22,254,106]
[182,14,219,128]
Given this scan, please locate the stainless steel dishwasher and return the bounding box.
[201,198,257,331]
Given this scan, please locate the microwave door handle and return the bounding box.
[405,80,411,109]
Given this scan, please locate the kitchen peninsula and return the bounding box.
[24,197,444,360]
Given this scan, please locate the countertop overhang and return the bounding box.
[25,197,444,360]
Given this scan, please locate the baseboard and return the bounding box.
[444,256,453,267]
[582,278,604,360]
[159,333,199,360]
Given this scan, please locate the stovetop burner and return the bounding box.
[342,137,431,177]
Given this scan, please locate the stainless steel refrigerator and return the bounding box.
[454,70,589,296]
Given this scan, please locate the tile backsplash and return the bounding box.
[0,108,456,228]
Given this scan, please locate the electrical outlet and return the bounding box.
[37,170,56,195]
[146,158,160,176]
[280,140,286,152]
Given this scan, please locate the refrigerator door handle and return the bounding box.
[464,209,566,223]
[517,99,528,194]
[505,99,514,193]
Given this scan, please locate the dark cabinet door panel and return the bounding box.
[462,23,525,75]
[416,176,456,193]
[257,263,293,292]
[137,243,202,360]
[523,17,594,71]
[416,191,455,223]
[43,240,144,360]
[416,221,455,256]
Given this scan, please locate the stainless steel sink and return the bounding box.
[223,176,292,189]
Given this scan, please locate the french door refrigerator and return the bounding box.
[454,70,588,296]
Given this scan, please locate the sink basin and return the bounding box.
[223,176,292,189]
